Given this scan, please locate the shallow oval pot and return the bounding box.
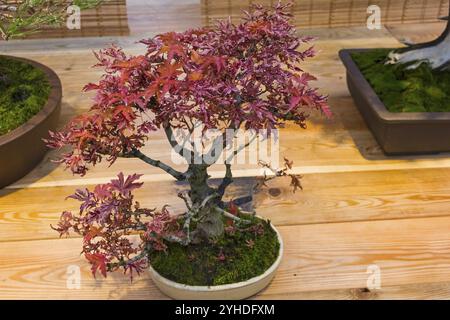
[0,55,62,188]
[149,222,283,300]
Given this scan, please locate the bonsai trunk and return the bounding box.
[186,164,224,242]
[388,5,450,70]
[149,126,237,243]
[187,164,215,205]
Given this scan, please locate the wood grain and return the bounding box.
[257,282,450,300]
[1,0,450,299]
[3,216,450,299]
[3,167,450,242]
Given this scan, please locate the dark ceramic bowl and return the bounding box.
[0,55,62,188]
[340,48,450,155]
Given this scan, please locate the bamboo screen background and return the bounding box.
[201,0,449,28]
[9,0,449,39]
[26,0,129,39]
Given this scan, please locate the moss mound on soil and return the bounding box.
[0,57,51,136]
[149,216,280,286]
[351,49,450,113]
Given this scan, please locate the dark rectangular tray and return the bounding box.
[339,48,450,155]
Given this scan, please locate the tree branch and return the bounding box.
[215,207,251,224]
[217,163,232,198]
[0,21,9,40]
[230,195,253,206]
[178,191,193,210]
[216,132,258,200]
[131,149,186,181]
[164,125,197,162]
[205,131,230,164]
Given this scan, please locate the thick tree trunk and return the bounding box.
[388,5,450,70]
[187,164,215,206]
[187,164,224,242]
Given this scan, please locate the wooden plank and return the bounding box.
[0,25,397,55]
[2,166,450,242]
[254,168,450,226]
[7,98,450,190]
[257,282,450,299]
[3,216,450,299]
[263,216,450,296]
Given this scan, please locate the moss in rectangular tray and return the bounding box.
[351,49,450,113]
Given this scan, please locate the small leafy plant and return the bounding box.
[49,2,329,281]
[0,0,101,40]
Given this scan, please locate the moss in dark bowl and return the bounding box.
[0,57,51,136]
[351,49,450,113]
[149,216,280,286]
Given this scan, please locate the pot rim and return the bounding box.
[0,55,62,145]
[149,219,283,292]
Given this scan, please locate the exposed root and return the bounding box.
[215,207,252,225]
[386,43,450,70]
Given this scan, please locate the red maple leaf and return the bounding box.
[113,105,135,122]
[188,70,203,81]
[113,56,146,69]
[93,183,111,200]
[110,172,143,196]
[157,61,183,79]
[85,253,108,278]
[83,226,103,243]
[72,130,97,149]
[225,201,239,226]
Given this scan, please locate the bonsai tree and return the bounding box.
[49,2,329,279]
[388,3,450,70]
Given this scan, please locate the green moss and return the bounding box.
[0,57,51,136]
[351,49,450,113]
[149,216,280,286]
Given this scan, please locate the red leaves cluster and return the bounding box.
[52,173,179,279]
[47,2,329,176]
[143,205,177,252]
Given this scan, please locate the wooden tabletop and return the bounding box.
[1,15,450,299]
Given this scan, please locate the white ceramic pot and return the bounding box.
[149,222,283,300]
